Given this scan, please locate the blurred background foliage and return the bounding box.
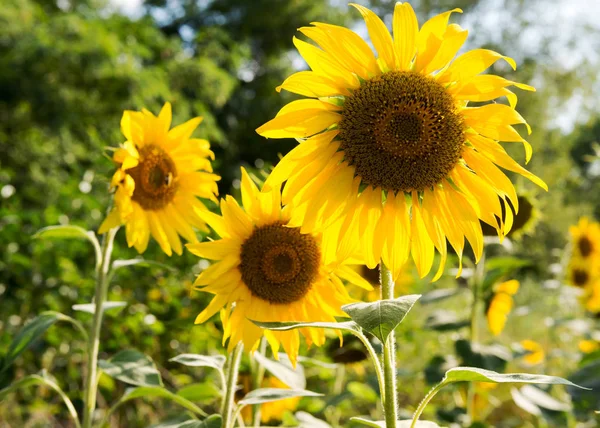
[1,0,600,426]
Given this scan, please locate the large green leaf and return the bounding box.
[442,367,587,389]
[238,388,321,406]
[177,382,222,401]
[253,351,306,390]
[112,258,177,272]
[33,225,101,262]
[169,354,226,371]
[350,417,441,427]
[342,295,421,343]
[99,349,163,387]
[1,311,86,372]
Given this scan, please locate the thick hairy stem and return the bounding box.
[82,228,117,428]
[380,262,398,428]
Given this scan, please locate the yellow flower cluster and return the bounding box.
[99,3,543,364]
[567,218,600,314]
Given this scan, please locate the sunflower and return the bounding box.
[570,217,600,262]
[99,102,219,255]
[188,168,371,365]
[582,279,600,314]
[481,192,540,240]
[520,339,545,365]
[566,259,596,289]
[256,3,546,281]
[486,279,519,336]
[578,339,600,354]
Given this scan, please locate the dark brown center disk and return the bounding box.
[239,222,321,304]
[128,145,178,210]
[573,269,589,287]
[338,71,465,192]
[578,236,593,258]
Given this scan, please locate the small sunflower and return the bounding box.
[257,3,546,281]
[570,217,600,262]
[566,259,596,289]
[578,339,600,354]
[486,279,519,336]
[582,280,600,314]
[188,168,371,365]
[520,339,545,365]
[481,192,540,240]
[99,103,219,255]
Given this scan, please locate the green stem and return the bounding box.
[82,228,117,428]
[380,262,398,428]
[251,338,267,427]
[468,253,485,422]
[222,342,244,428]
[354,331,386,407]
[410,382,446,428]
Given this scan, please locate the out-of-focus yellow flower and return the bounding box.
[481,193,540,240]
[188,168,371,366]
[486,280,519,336]
[99,102,220,255]
[257,3,545,282]
[520,339,545,365]
[578,339,600,354]
[567,259,596,289]
[570,217,600,262]
[260,377,301,423]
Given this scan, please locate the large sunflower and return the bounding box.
[188,168,371,365]
[257,3,546,281]
[99,103,219,255]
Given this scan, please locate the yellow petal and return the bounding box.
[424,23,468,74]
[415,8,462,72]
[220,196,254,239]
[438,48,516,83]
[301,23,379,79]
[276,70,345,97]
[187,239,241,260]
[350,3,395,72]
[168,117,203,143]
[393,2,418,70]
[497,279,520,295]
[292,36,358,92]
[99,209,122,234]
[410,194,435,278]
[147,211,172,256]
[334,265,373,291]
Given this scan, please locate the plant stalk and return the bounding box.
[82,228,117,428]
[251,338,267,427]
[467,253,486,422]
[380,262,398,428]
[222,342,244,428]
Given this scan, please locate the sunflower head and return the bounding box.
[187,168,371,365]
[99,103,220,256]
[481,192,540,240]
[257,3,546,283]
[570,217,600,261]
[567,259,597,289]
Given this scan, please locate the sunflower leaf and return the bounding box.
[169,354,226,371]
[99,349,163,387]
[341,295,421,343]
[442,367,588,389]
[253,351,306,389]
[238,388,321,406]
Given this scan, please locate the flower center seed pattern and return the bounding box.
[128,145,178,210]
[239,222,321,304]
[573,269,589,287]
[338,71,465,193]
[578,236,593,258]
